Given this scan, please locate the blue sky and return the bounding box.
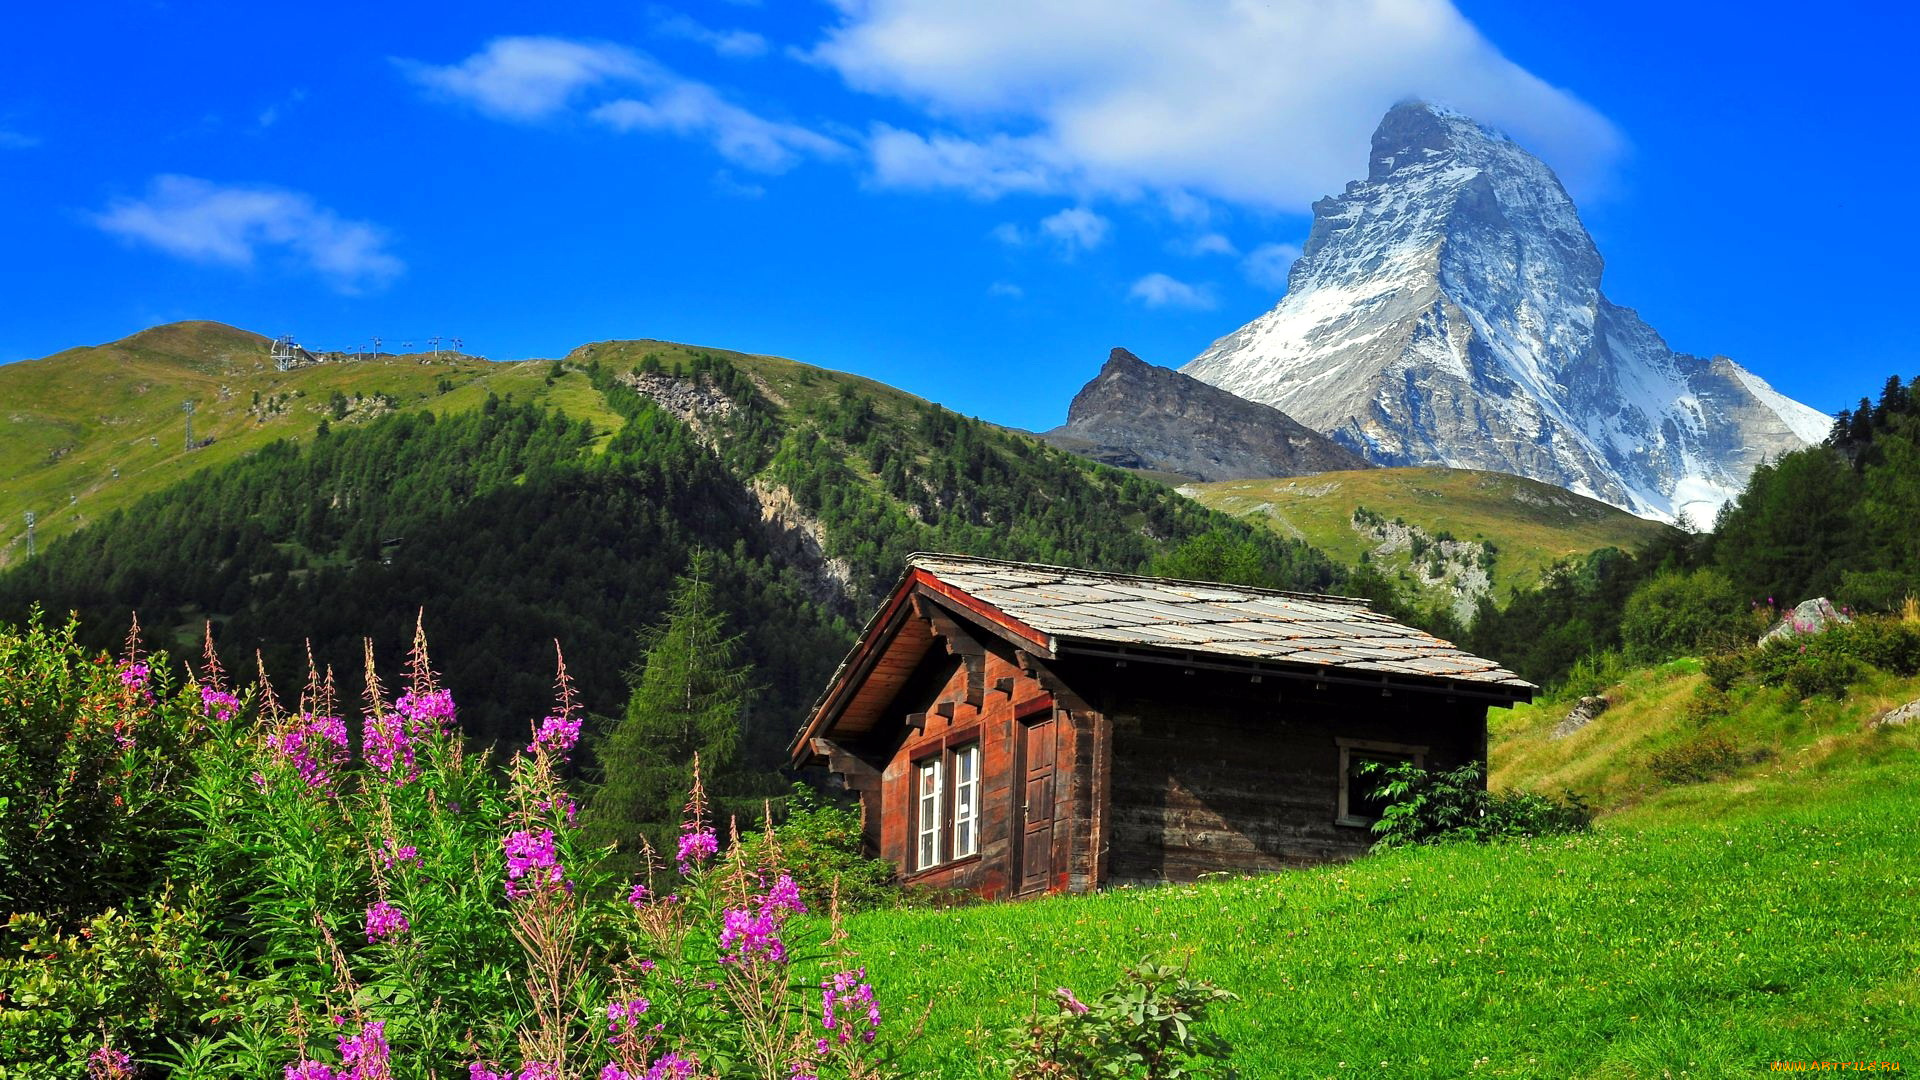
[1,0,1911,430]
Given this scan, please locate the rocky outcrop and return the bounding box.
[1182,103,1829,528]
[1758,597,1850,648]
[1551,695,1609,740]
[1043,348,1369,481]
[1877,700,1919,729]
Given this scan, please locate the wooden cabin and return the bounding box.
[789,555,1535,899]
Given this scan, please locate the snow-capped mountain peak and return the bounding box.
[1182,101,1827,528]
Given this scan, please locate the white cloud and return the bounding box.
[1175,232,1237,258]
[400,37,643,121]
[1242,242,1303,289]
[406,36,842,173]
[713,170,767,198]
[654,13,769,58]
[989,222,1027,246]
[811,0,1622,208]
[0,128,40,149]
[1128,272,1215,310]
[987,280,1024,299]
[92,175,403,293]
[1038,207,1109,254]
[592,84,843,173]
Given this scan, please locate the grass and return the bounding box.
[840,660,1920,1077]
[1185,468,1676,613]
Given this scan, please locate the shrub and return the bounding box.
[725,783,897,912]
[1647,733,1744,785]
[1554,649,1629,702]
[1000,960,1238,1080]
[0,611,208,918]
[1621,569,1746,662]
[1682,684,1734,728]
[1364,761,1591,849]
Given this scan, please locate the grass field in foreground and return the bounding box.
[842,755,1920,1078]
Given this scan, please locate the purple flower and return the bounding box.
[88,1046,134,1080]
[363,708,417,786]
[468,1066,511,1080]
[527,713,582,758]
[117,661,150,691]
[200,685,241,721]
[503,829,567,898]
[606,997,651,1044]
[675,828,717,875]
[380,841,420,868]
[763,874,804,915]
[643,1055,698,1080]
[270,714,351,792]
[628,882,650,909]
[286,1062,338,1080]
[822,968,880,1045]
[365,900,409,943]
[337,1020,390,1080]
[719,905,786,966]
[517,1065,559,1080]
[1054,987,1090,1015]
[395,689,457,735]
[600,1068,633,1080]
[639,958,656,974]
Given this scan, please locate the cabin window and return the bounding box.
[952,743,981,859]
[915,758,943,870]
[1335,737,1428,828]
[912,741,982,871]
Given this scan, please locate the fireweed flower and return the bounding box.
[379,840,420,868]
[527,713,582,758]
[200,685,241,721]
[467,1066,511,1080]
[365,900,409,943]
[338,1020,391,1080]
[627,882,649,909]
[643,1055,698,1080]
[363,709,417,785]
[285,1061,338,1080]
[606,997,651,1043]
[117,661,150,691]
[719,873,807,966]
[270,714,351,792]
[1054,987,1091,1015]
[517,1065,559,1080]
[394,688,457,735]
[675,827,718,874]
[87,1046,134,1080]
[821,968,880,1045]
[503,828,567,898]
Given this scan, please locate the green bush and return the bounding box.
[0,611,207,918]
[1647,733,1744,785]
[725,783,897,912]
[1000,959,1238,1080]
[1555,649,1629,701]
[1364,761,1591,849]
[1703,616,1920,699]
[1620,569,1746,663]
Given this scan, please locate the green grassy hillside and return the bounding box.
[0,321,623,568]
[1185,467,1678,621]
[844,651,1920,1076]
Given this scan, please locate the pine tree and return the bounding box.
[584,549,753,864]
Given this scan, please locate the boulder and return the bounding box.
[1876,700,1920,729]
[1550,695,1609,740]
[1759,597,1850,648]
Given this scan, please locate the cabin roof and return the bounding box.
[791,554,1535,762]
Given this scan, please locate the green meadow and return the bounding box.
[843,669,1920,1078]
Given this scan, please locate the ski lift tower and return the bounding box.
[271,335,300,371]
[183,400,195,449]
[23,512,35,559]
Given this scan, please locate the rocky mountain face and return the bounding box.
[1044,347,1370,481]
[1182,102,1830,528]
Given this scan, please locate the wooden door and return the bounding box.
[1017,710,1056,894]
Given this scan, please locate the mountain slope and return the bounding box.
[1041,347,1369,481]
[1182,102,1829,528]
[0,322,1339,752]
[1186,466,1676,623]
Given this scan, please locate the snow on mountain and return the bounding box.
[1182,102,1829,529]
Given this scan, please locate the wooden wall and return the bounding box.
[1070,660,1489,884]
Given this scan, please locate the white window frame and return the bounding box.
[915,757,943,871]
[951,744,981,859]
[1335,737,1428,828]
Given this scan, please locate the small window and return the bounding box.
[915,758,942,870]
[952,744,981,859]
[1336,738,1428,828]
